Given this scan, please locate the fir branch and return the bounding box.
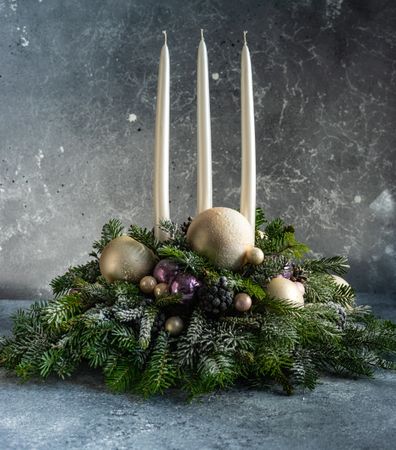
[91,219,124,255]
[302,256,350,276]
[138,332,177,397]
[50,261,100,297]
[103,353,142,392]
[154,294,183,308]
[127,224,158,252]
[158,246,212,276]
[138,307,158,350]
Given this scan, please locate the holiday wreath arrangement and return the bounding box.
[1,210,395,398]
[1,33,395,398]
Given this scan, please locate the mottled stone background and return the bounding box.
[0,0,395,298]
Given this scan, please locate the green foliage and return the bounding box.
[91,219,124,256]
[128,224,158,252]
[1,209,395,399]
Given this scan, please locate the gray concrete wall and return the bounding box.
[0,0,395,299]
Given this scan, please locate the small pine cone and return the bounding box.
[197,276,234,316]
[181,216,193,235]
[290,264,307,283]
[327,301,347,329]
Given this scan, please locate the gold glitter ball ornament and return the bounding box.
[154,282,169,298]
[165,316,184,336]
[266,277,304,307]
[139,275,157,294]
[246,247,264,265]
[186,207,254,271]
[99,235,157,283]
[234,292,252,312]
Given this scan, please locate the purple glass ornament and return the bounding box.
[170,273,201,303]
[153,259,180,284]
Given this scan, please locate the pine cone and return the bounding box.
[181,216,193,235]
[197,276,234,316]
[290,264,307,283]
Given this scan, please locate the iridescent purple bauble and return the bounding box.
[170,273,201,303]
[153,259,180,284]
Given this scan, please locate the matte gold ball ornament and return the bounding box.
[266,277,304,307]
[246,247,264,265]
[99,236,157,283]
[186,207,254,271]
[154,282,170,298]
[139,276,157,294]
[234,293,252,312]
[165,316,184,336]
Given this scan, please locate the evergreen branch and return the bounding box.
[138,307,158,350]
[302,256,350,276]
[127,224,158,252]
[138,332,177,397]
[92,219,124,255]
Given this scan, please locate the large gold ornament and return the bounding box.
[266,277,304,307]
[186,207,254,270]
[99,236,157,283]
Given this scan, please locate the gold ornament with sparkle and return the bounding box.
[139,275,157,294]
[154,282,169,298]
[165,316,184,336]
[186,207,254,271]
[246,247,264,265]
[99,236,157,283]
[266,277,304,307]
[234,292,252,312]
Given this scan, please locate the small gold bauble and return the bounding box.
[154,282,169,298]
[165,316,184,336]
[139,275,157,294]
[234,293,252,312]
[99,236,157,283]
[246,247,264,265]
[186,207,254,271]
[332,275,349,288]
[266,277,304,307]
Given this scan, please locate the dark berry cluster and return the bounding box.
[198,276,234,316]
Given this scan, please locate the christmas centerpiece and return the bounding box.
[1,31,395,398]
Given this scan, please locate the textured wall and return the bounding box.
[0,0,395,298]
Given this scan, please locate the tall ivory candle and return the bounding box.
[240,31,256,236]
[197,29,213,214]
[154,31,170,241]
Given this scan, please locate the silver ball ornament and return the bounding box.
[99,236,157,283]
[266,277,304,307]
[246,247,264,265]
[186,207,254,271]
[234,293,252,312]
[165,316,184,336]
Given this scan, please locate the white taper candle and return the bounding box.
[154,31,170,241]
[197,29,213,214]
[240,31,256,236]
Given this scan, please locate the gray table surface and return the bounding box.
[0,294,395,450]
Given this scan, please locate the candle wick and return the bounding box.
[200,28,204,41]
[243,30,248,45]
[162,30,167,45]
